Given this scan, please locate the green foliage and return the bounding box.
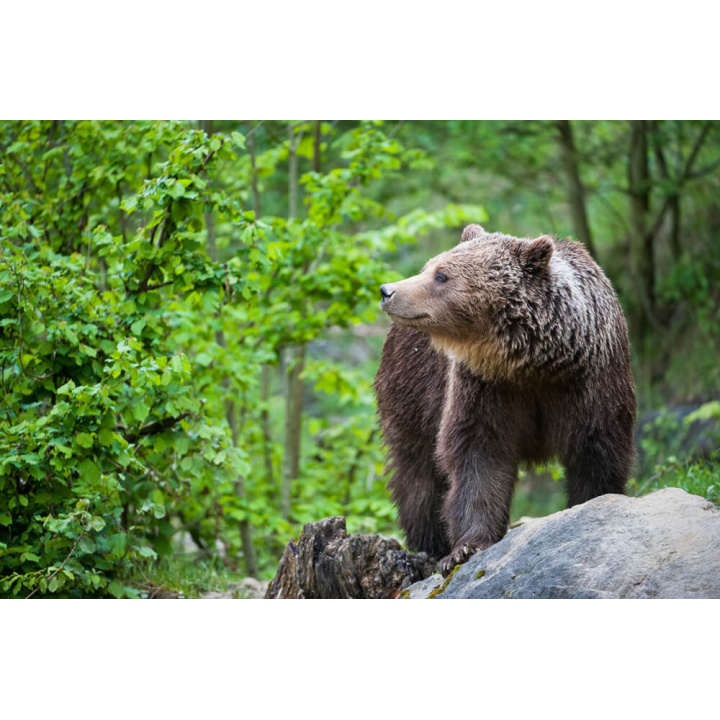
[1,120,485,595]
[629,455,720,507]
[684,401,720,424]
[632,401,720,509]
[0,121,255,596]
[125,556,250,599]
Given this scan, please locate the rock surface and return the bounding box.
[266,516,435,599]
[404,488,720,599]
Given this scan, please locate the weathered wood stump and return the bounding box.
[265,516,435,599]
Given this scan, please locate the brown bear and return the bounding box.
[374,224,636,576]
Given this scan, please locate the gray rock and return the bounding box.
[402,574,444,599]
[405,488,720,599]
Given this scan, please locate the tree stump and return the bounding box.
[265,517,436,599]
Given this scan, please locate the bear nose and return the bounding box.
[380,284,394,302]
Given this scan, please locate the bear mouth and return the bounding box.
[387,312,429,321]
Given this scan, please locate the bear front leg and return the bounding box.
[438,456,517,577]
[388,459,450,560]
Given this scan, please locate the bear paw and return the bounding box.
[439,544,479,577]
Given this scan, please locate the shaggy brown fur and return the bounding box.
[375,224,636,576]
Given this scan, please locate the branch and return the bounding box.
[646,121,714,240]
[388,120,405,138]
[144,280,174,292]
[650,122,670,183]
[123,412,191,443]
[686,157,720,181]
[681,121,712,178]
[134,208,170,294]
[25,531,84,599]
[245,120,265,140]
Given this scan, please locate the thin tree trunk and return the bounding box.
[667,194,681,261]
[222,387,259,577]
[313,120,321,174]
[650,121,682,261]
[556,120,596,257]
[282,122,305,520]
[247,121,275,488]
[282,344,304,519]
[288,122,299,220]
[628,120,655,326]
[203,121,259,576]
[261,364,274,484]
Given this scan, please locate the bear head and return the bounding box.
[379,224,555,376]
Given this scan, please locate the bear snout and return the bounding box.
[380,284,395,304]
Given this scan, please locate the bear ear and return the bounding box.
[519,235,554,273]
[460,224,486,244]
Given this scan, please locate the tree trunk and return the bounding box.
[247,121,275,489]
[222,389,259,578]
[628,120,655,327]
[265,516,436,599]
[203,124,259,576]
[650,121,682,261]
[288,122,299,220]
[260,364,274,485]
[281,122,305,520]
[280,122,323,520]
[667,194,681,261]
[282,345,304,519]
[556,120,596,257]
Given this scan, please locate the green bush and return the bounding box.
[1,120,486,596]
[629,455,720,507]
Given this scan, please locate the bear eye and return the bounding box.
[434,272,448,283]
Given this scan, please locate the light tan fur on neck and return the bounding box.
[430,334,520,381]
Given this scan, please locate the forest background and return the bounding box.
[1,119,719,598]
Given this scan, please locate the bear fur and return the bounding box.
[374,224,636,576]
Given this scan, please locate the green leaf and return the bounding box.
[57,381,75,395]
[107,581,125,599]
[78,535,96,554]
[140,499,166,519]
[55,443,73,457]
[170,354,184,373]
[134,401,149,423]
[86,516,106,532]
[77,458,101,483]
[107,533,126,558]
[168,181,185,200]
[122,196,138,213]
[76,432,94,448]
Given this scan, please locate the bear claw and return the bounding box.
[440,544,478,577]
